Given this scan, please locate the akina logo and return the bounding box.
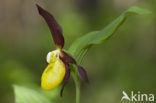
[121,91,154,102]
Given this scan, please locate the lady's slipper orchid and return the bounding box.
[36,4,88,96]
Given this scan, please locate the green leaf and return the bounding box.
[68,6,151,64]
[13,85,53,103]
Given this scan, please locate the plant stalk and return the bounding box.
[71,70,81,103]
[75,81,80,103]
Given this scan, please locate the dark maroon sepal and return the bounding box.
[60,50,76,64]
[60,63,70,97]
[36,4,64,49]
[78,66,89,83]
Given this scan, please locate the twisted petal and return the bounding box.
[60,50,76,64]
[36,4,64,49]
[60,50,89,83]
[78,66,89,82]
[60,63,70,96]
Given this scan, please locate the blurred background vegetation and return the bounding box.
[0,0,156,103]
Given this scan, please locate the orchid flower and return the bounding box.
[36,4,88,96]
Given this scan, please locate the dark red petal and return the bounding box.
[60,63,70,97]
[36,4,64,49]
[60,50,76,64]
[78,66,89,83]
[59,51,89,83]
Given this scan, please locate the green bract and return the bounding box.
[68,6,151,64]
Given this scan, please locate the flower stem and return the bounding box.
[75,81,80,103]
[71,70,81,103]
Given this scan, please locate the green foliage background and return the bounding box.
[0,0,155,103]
